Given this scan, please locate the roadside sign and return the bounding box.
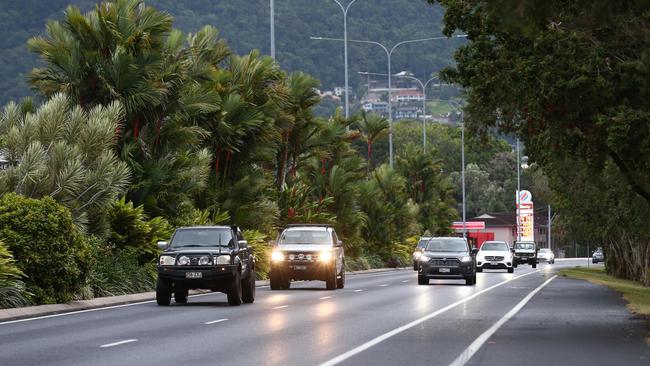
[451,221,485,230]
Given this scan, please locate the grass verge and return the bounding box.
[560,267,650,317]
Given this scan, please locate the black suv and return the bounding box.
[417,237,478,286]
[156,226,255,306]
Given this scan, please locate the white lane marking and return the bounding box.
[354,289,364,292]
[272,305,289,310]
[319,296,332,300]
[317,269,541,366]
[449,275,557,366]
[100,339,138,348]
[378,284,389,287]
[0,270,413,326]
[401,280,409,283]
[204,318,228,325]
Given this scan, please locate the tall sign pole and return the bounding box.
[270,0,276,60]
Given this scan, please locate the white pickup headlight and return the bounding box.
[460,256,472,262]
[159,255,176,266]
[214,255,230,265]
[271,251,285,262]
[319,251,333,262]
[420,255,430,262]
[413,251,423,259]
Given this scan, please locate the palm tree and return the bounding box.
[0,93,131,229]
[355,111,388,172]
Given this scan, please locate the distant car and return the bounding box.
[269,224,345,290]
[513,241,537,268]
[476,241,514,273]
[156,226,256,306]
[592,249,604,264]
[412,237,431,270]
[537,248,555,264]
[418,237,477,286]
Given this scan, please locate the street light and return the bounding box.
[327,0,359,119]
[358,71,439,151]
[311,34,467,168]
[270,0,275,60]
[395,71,439,151]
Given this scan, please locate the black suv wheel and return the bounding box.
[465,274,477,286]
[242,267,255,303]
[227,269,243,306]
[270,271,290,290]
[174,287,188,304]
[418,275,428,285]
[156,278,172,306]
[325,266,337,290]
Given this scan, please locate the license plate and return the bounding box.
[490,261,498,266]
[439,268,450,273]
[185,272,202,279]
[294,265,307,270]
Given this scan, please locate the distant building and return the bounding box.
[362,102,388,116]
[394,105,422,120]
[334,86,353,97]
[390,89,424,103]
[453,212,550,249]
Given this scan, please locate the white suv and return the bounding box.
[476,241,514,273]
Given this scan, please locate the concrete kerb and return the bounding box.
[0,267,408,322]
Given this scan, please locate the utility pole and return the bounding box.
[547,205,551,250]
[270,0,276,60]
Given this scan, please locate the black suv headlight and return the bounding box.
[159,255,176,266]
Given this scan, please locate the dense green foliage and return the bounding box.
[0,94,131,230]
[0,0,463,108]
[0,194,93,303]
[433,0,650,284]
[0,241,32,308]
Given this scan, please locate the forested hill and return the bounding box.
[0,0,463,106]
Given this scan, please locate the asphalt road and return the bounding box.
[1,260,648,366]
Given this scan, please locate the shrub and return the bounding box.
[87,243,157,298]
[106,198,173,262]
[0,193,93,304]
[0,241,32,308]
[243,229,271,280]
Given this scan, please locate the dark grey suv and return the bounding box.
[417,237,478,286]
[156,226,255,306]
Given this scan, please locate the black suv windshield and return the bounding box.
[170,228,233,248]
[417,239,429,248]
[481,242,508,251]
[279,230,331,245]
[516,243,534,250]
[426,239,468,252]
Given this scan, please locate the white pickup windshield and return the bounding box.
[279,230,331,245]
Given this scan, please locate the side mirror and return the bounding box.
[238,240,248,249]
[510,248,516,253]
[336,240,343,247]
[471,248,478,255]
[157,241,168,250]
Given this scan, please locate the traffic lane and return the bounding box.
[19,266,540,366]
[81,267,541,366]
[330,269,555,366]
[466,276,650,366]
[0,269,424,365]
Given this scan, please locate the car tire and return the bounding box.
[174,287,188,304]
[227,269,243,306]
[532,260,537,268]
[413,262,418,271]
[508,267,514,273]
[513,260,518,268]
[156,278,172,306]
[592,259,597,264]
[476,267,483,273]
[337,264,345,289]
[242,267,255,304]
[326,266,337,290]
[465,274,476,286]
[418,276,428,285]
[270,270,284,290]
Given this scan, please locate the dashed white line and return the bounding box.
[448,275,557,366]
[354,289,364,292]
[100,339,138,348]
[317,270,541,366]
[320,296,332,300]
[204,318,228,325]
[378,284,389,287]
[272,305,289,310]
[401,280,409,283]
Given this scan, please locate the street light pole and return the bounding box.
[461,110,466,239]
[395,73,438,151]
[310,34,467,168]
[270,0,276,60]
[330,0,358,119]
